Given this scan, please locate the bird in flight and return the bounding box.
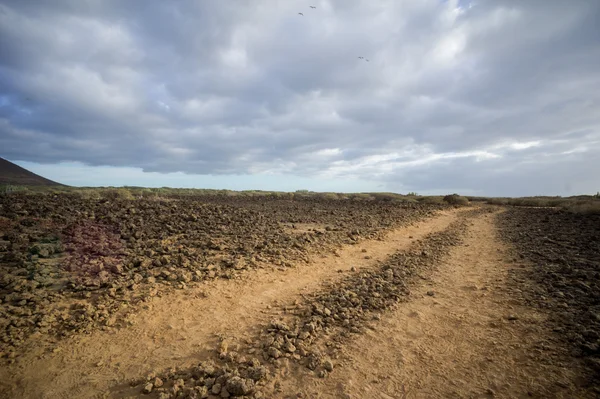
[298,12,304,16]
[310,6,316,8]
[358,56,364,59]
[365,59,370,62]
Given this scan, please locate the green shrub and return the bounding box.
[401,198,418,204]
[74,189,102,200]
[466,196,489,202]
[419,196,444,204]
[443,194,469,205]
[101,188,135,201]
[486,198,508,205]
[319,192,340,200]
[0,184,26,195]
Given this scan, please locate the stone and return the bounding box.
[248,366,268,381]
[218,340,229,355]
[284,342,296,353]
[195,386,209,398]
[226,376,254,396]
[268,347,282,359]
[212,383,222,395]
[142,382,153,394]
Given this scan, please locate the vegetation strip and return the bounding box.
[124,210,479,398]
[497,207,600,393]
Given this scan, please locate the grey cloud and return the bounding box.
[1,0,599,194]
[383,142,600,197]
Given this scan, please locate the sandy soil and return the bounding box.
[282,210,591,399]
[1,208,593,399]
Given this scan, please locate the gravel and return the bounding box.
[0,193,448,354]
[497,207,600,391]
[124,211,477,398]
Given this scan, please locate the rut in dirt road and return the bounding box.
[292,209,591,399]
[118,210,475,398]
[0,211,458,399]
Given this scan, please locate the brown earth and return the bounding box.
[497,207,600,393]
[0,198,454,397]
[288,209,591,399]
[0,201,598,399]
[0,194,445,352]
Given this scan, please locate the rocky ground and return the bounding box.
[497,207,600,392]
[2,199,598,399]
[0,193,445,358]
[122,210,476,399]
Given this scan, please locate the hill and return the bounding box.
[0,157,65,186]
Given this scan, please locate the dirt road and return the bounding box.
[0,208,592,398]
[286,210,589,399]
[2,211,457,398]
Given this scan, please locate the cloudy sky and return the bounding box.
[1,0,599,196]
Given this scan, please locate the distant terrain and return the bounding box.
[0,157,64,187]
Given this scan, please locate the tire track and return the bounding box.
[290,210,591,399]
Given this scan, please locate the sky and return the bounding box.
[1,0,599,196]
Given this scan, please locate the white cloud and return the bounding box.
[1,0,599,195]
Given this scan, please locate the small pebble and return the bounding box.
[142,383,153,394]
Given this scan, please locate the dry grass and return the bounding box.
[564,201,600,215]
[418,196,444,204]
[484,196,600,215]
[2,187,466,206]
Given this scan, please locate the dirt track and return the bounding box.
[288,210,589,399]
[1,210,457,398]
[0,205,597,398]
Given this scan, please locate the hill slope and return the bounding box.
[0,157,64,186]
